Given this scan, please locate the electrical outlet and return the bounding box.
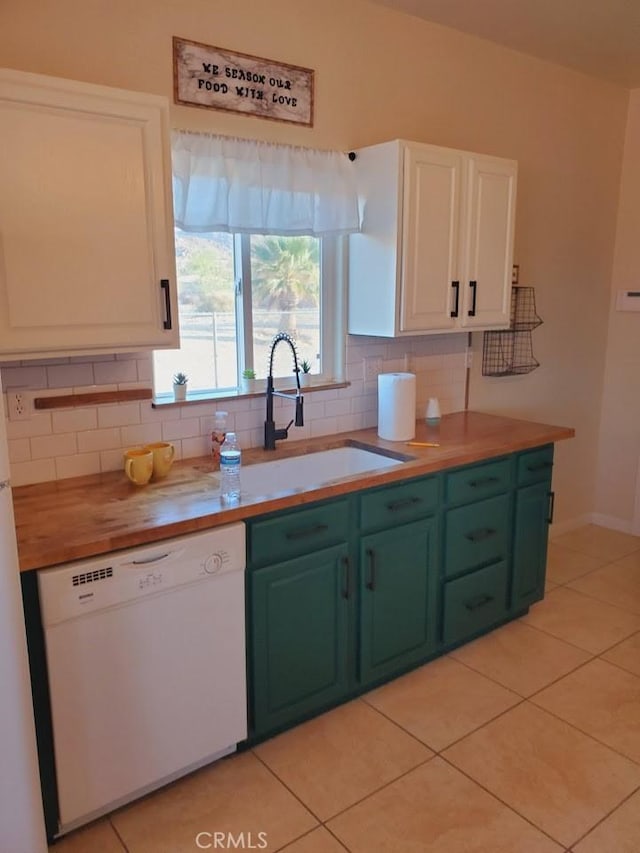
[363,356,382,382]
[8,391,31,421]
[464,348,473,369]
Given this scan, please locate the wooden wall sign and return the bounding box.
[173,37,314,127]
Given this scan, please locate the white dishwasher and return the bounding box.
[38,523,247,837]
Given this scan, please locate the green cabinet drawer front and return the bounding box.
[445,458,511,506]
[360,476,438,532]
[249,499,349,566]
[250,544,350,736]
[442,560,509,647]
[517,445,554,486]
[359,518,437,686]
[512,481,551,610]
[444,493,510,578]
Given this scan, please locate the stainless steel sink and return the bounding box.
[237,445,408,500]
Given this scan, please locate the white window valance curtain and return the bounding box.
[171,131,361,236]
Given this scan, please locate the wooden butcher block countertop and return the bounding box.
[13,411,574,572]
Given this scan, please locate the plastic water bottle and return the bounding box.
[220,431,241,504]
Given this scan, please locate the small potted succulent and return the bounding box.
[299,359,312,387]
[240,368,256,394]
[172,372,188,402]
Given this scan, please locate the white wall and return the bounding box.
[595,89,640,531]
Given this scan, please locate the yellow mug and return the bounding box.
[124,448,154,486]
[144,441,175,480]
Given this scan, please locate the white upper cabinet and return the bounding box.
[348,140,517,337]
[0,69,178,360]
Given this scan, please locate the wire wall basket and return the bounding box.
[482,286,542,377]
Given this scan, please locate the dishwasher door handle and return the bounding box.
[129,552,172,565]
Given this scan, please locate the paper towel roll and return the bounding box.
[378,372,416,441]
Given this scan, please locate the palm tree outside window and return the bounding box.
[153,229,342,397]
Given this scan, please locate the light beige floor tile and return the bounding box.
[545,577,559,592]
[48,819,125,853]
[328,756,562,853]
[532,658,640,763]
[552,524,640,562]
[364,656,520,750]
[521,587,640,653]
[111,752,317,853]
[253,698,431,821]
[443,702,640,848]
[546,542,609,585]
[568,558,640,614]
[573,789,640,853]
[601,631,640,677]
[279,826,348,852]
[450,620,592,697]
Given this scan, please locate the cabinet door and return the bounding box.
[461,155,517,329]
[400,145,464,332]
[0,70,178,359]
[250,544,350,737]
[512,481,551,610]
[359,518,437,686]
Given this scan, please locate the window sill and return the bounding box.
[152,380,350,408]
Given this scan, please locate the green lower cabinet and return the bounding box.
[442,559,509,647]
[359,518,437,687]
[247,447,557,741]
[512,480,552,610]
[250,543,350,737]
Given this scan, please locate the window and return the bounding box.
[158,130,359,397]
[153,230,344,397]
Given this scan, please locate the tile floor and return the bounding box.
[50,524,640,853]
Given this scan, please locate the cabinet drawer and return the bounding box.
[517,445,554,486]
[360,476,438,532]
[444,493,510,578]
[445,458,511,506]
[249,500,349,566]
[442,560,509,647]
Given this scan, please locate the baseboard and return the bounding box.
[548,513,594,538]
[549,512,637,538]
[590,512,635,535]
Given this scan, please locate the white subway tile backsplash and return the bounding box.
[336,413,364,433]
[56,452,101,480]
[141,404,181,424]
[324,398,351,417]
[120,423,163,448]
[136,357,153,383]
[362,410,377,429]
[310,416,339,437]
[303,401,325,420]
[181,435,210,459]
[98,403,141,429]
[100,449,127,473]
[1,365,48,389]
[31,432,77,460]
[235,409,262,431]
[8,438,31,464]
[2,334,466,485]
[93,360,138,385]
[6,412,53,440]
[78,428,122,453]
[351,393,377,414]
[161,418,201,440]
[47,363,95,388]
[11,458,57,487]
[345,361,364,382]
[52,408,98,434]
